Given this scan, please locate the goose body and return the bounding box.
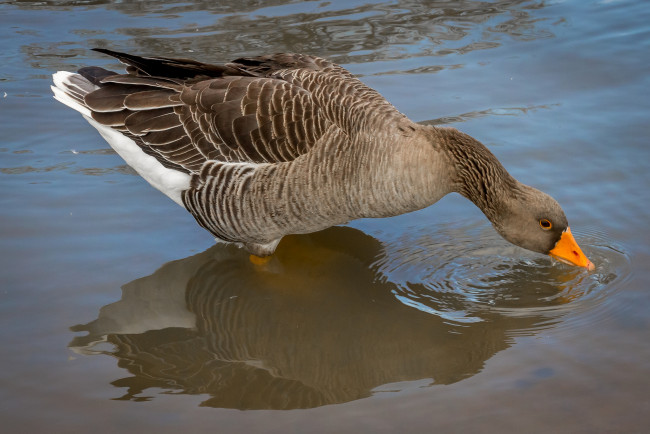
[52,49,593,269]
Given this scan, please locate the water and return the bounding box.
[1,0,649,432]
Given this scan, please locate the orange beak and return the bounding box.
[549,227,594,270]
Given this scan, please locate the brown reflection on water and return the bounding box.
[70,227,549,409]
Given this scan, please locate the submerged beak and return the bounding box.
[549,227,595,271]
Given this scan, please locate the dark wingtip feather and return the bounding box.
[91,48,134,60]
[77,66,118,85]
[91,48,140,66]
[90,47,238,79]
[91,47,119,55]
[91,48,154,75]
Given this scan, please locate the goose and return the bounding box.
[51,49,593,270]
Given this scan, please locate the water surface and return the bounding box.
[1,0,649,432]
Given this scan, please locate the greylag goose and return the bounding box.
[51,49,593,270]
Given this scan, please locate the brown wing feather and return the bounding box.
[229,52,409,138]
[179,75,328,164]
[83,76,206,172]
[81,50,399,176]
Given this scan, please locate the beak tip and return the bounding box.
[548,227,595,271]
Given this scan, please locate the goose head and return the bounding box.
[491,184,594,270]
[438,127,594,270]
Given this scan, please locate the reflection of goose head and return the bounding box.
[70,227,547,409]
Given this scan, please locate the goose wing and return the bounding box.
[82,49,405,176]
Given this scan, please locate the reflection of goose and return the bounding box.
[52,49,591,268]
[70,227,548,409]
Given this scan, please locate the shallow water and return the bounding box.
[1,0,649,432]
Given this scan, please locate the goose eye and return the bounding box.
[539,219,552,230]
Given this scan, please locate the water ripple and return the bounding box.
[373,221,631,330]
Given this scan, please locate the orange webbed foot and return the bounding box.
[249,254,272,265]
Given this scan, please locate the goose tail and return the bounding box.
[51,70,96,117]
[51,69,191,207]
